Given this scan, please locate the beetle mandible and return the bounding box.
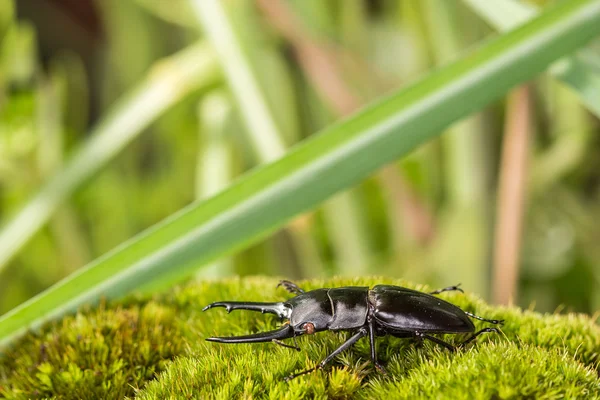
[203,281,503,381]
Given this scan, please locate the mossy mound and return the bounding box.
[1,277,599,399]
[0,301,185,399]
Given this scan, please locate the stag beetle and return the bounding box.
[203,281,503,381]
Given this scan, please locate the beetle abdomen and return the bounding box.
[369,285,474,333]
[327,287,369,330]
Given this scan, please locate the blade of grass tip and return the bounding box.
[190,0,325,277]
[195,90,235,278]
[463,0,600,118]
[1,0,600,349]
[0,42,221,274]
[492,86,532,305]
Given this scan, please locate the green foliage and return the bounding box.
[1,277,598,399]
[367,343,599,399]
[2,1,600,396]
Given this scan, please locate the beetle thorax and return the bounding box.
[288,289,333,332]
[287,287,371,333]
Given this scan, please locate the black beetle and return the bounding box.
[203,281,503,381]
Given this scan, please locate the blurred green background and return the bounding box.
[1,0,599,317]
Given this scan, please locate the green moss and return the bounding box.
[1,277,599,399]
[0,301,185,399]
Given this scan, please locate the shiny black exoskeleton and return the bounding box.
[203,281,503,381]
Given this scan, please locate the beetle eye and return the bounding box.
[302,322,315,335]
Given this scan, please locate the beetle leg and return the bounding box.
[411,334,425,348]
[429,284,463,295]
[368,321,387,374]
[464,311,504,325]
[277,280,305,295]
[284,328,368,382]
[414,331,456,352]
[415,327,500,352]
[459,327,500,348]
[203,301,290,319]
[272,338,301,352]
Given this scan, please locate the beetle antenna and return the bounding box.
[459,327,500,347]
[429,284,464,295]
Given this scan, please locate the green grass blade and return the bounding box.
[0,42,220,274]
[1,0,600,349]
[463,0,600,118]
